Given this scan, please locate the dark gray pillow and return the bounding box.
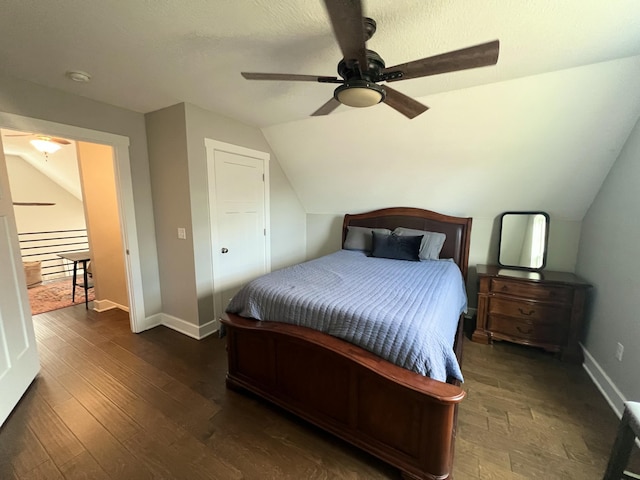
[344,226,392,252]
[393,227,446,260]
[371,232,423,261]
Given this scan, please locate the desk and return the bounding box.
[57,250,92,309]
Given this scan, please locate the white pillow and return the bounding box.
[393,227,446,260]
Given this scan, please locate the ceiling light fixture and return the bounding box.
[30,138,62,160]
[334,81,385,108]
[66,70,91,82]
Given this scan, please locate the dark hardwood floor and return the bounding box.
[0,306,638,479]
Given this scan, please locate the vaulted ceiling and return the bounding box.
[1,129,81,200]
[2,1,640,219]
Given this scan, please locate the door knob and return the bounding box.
[221,247,229,254]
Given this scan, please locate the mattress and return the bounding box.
[226,249,467,382]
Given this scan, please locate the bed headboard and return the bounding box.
[342,207,473,280]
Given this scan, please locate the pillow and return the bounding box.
[393,227,446,260]
[344,226,392,252]
[371,231,422,261]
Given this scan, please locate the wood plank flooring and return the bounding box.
[1,306,638,479]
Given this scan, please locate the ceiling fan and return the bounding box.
[4,133,71,146]
[4,132,71,159]
[241,0,499,119]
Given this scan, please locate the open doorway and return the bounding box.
[2,129,129,315]
[0,112,147,333]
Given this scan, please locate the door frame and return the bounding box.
[0,112,146,332]
[204,138,270,321]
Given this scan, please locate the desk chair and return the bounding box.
[603,402,640,479]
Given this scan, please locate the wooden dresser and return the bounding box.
[472,265,591,362]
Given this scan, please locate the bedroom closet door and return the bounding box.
[205,139,270,321]
[0,137,40,427]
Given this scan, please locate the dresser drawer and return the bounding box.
[490,278,572,303]
[488,297,570,323]
[487,315,569,344]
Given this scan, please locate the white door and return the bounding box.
[0,136,40,426]
[206,140,270,319]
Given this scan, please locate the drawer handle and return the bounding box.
[518,308,535,316]
[516,326,533,334]
[501,285,509,291]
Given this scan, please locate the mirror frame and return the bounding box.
[497,211,550,271]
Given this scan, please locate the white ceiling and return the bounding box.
[2,1,640,222]
[1,1,640,127]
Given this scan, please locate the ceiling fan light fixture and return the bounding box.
[30,138,62,155]
[335,82,385,108]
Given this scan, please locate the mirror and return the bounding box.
[498,212,549,271]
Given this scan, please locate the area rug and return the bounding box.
[27,278,95,315]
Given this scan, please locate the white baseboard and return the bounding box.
[93,299,129,313]
[151,313,218,340]
[581,343,627,419]
[138,313,163,333]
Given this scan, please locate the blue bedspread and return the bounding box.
[226,250,467,382]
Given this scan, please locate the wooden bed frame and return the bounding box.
[221,207,472,480]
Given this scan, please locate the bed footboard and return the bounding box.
[222,314,465,480]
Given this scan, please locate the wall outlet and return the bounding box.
[177,227,186,240]
[616,342,624,362]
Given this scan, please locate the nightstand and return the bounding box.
[471,265,591,362]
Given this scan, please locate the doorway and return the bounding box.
[0,112,146,332]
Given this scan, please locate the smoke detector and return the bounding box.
[66,70,91,82]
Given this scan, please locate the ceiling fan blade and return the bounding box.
[322,0,369,73]
[4,133,33,137]
[51,137,71,145]
[311,97,341,116]
[383,86,429,119]
[241,72,341,83]
[13,202,56,206]
[383,40,500,82]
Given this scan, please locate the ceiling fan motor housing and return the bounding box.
[335,49,387,107]
[337,49,385,82]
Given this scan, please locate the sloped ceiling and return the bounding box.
[264,56,640,218]
[1,1,640,220]
[1,129,81,200]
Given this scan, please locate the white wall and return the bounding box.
[0,72,162,318]
[575,114,640,412]
[6,154,85,234]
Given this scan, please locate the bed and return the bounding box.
[221,207,472,480]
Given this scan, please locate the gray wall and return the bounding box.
[576,114,640,407]
[145,104,199,323]
[146,102,306,328]
[185,103,306,325]
[0,72,162,317]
